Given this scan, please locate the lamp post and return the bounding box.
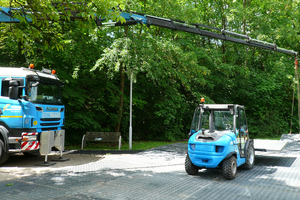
[129,70,133,149]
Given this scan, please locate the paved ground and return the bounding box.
[1,134,300,200]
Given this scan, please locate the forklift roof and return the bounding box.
[200,104,237,110]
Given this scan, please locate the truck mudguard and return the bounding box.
[0,126,9,152]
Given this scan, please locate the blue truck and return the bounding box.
[186,103,255,180]
[0,65,65,165]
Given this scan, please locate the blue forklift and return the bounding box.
[186,102,255,180]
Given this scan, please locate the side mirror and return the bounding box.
[8,80,20,100]
[8,86,20,100]
[9,80,19,86]
[31,81,39,87]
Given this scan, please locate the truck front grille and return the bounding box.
[41,127,58,131]
[40,122,60,126]
[41,118,61,121]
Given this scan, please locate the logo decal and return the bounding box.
[3,104,10,111]
[46,107,58,111]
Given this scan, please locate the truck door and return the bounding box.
[236,106,248,157]
[1,78,24,97]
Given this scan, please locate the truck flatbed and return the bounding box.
[254,134,300,151]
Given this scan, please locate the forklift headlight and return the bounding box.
[190,144,196,150]
[216,146,224,153]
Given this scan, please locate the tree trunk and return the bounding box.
[115,62,125,132]
[17,40,26,64]
[222,16,226,62]
[221,1,227,62]
[243,0,247,68]
[114,26,128,132]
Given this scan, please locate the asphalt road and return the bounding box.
[1,135,300,200]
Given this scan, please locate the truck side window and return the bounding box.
[1,80,9,97]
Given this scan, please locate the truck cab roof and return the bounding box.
[0,67,59,81]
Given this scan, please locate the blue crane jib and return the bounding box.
[115,12,298,56]
[0,6,298,56]
[0,6,32,22]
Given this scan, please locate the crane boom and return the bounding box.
[112,12,298,56]
[0,6,298,56]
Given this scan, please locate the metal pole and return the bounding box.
[295,58,300,135]
[129,70,133,149]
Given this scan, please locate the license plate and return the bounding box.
[42,112,61,118]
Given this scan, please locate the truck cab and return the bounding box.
[0,66,65,165]
[186,103,255,180]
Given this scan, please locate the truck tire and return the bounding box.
[243,141,255,170]
[185,154,198,175]
[222,156,237,180]
[0,140,9,165]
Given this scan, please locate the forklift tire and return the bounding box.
[185,154,198,175]
[222,156,237,180]
[243,141,255,170]
[0,140,9,165]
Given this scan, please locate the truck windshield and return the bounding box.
[28,81,63,105]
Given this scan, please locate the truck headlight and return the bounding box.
[22,132,38,141]
[22,135,37,141]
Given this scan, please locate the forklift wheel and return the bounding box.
[185,154,198,175]
[243,141,255,170]
[222,156,237,180]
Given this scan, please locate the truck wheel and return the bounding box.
[0,140,9,165]
[243,141,255,170]
[222,156,237,180]
[185,154,198,175]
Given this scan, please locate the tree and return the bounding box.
[0,0,125,61]
[1,0,300,142]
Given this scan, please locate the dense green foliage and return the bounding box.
[0,0,300,143]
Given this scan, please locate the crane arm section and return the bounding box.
[0,6,298,56]
[115,12,298,56]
